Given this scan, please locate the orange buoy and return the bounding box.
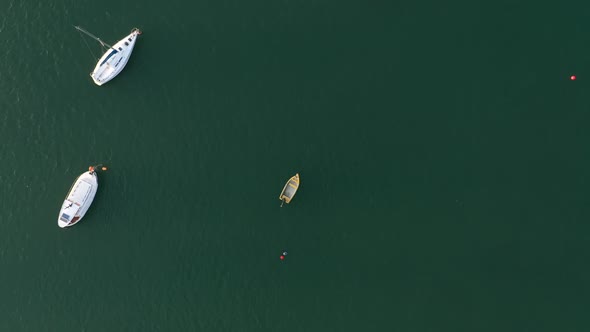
[101,167,107,171]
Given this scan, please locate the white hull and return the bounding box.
[91,29,140,86]
[57,171,98,228]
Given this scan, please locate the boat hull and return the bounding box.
[57,171,98,228]
[279,173,300,204]
[90,29,140,86]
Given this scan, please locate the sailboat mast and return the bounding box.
[74,26,112,49]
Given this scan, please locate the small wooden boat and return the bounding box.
[279,173,300,206]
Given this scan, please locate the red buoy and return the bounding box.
[571,75,577,81]
[280,255,285,260]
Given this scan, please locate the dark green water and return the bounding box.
[1,0,589,331]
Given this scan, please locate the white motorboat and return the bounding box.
[75,26,141,86]
[57,165,105,228]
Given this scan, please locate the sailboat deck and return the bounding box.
[84,28,140,86]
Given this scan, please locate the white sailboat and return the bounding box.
[75,26,141,86]
[57,165,106,228]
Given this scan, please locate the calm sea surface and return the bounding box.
[1,1,589,331]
